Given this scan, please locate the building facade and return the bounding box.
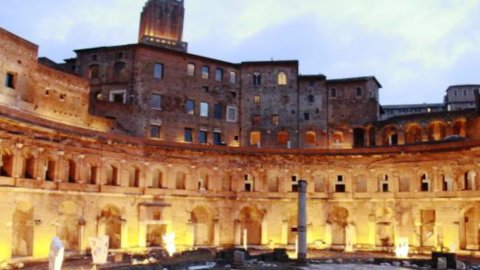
[1,0,480,263]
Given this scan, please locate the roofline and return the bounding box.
[381,103,445,108]
[74,43,239,67]
[240,60,299,66]
[327,76,382,88]
[446,84,480,90]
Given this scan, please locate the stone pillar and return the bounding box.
[261,219,268,245]
[213,219,220,246]
[297,180,308,265]
[79,223,87,253]
[281,220,288,245]
[324,224,332,247]
[121,219,128,249]
[138,206,147,248]
[234,220,241,246]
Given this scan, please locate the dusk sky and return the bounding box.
[1,0,479,105]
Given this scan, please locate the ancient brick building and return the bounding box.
[1,0,480,263]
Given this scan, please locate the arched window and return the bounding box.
[113,62,126,77]
[277,72,287,85]
[253,72,262,86]
[305,131,316,144]
[89,64,100,79]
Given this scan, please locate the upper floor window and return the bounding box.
[330,88,337,97]
[277,72,287,85]
[187,63,195,76]
[109,90,127,104]
[89,64,100,79]
[113,62,126,77]
[226,106,238,122]
[200,102,209,117]
[252,115,260,126]
[356,87,363,96]
[151,94,162,110]
[185,99,195,115]
[229,71,236,84]
[5,73,15,89]
[202,65,210,79]
[272,115,279,126]
[154,63,164,79]
[199,130,208,144]
[308,95,314,103]
[254,95,261,105]
[213,131,222,145]
[215,68,224,82]
[253,72,261,86]
[214,103,223,120]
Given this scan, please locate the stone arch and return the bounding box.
[428,121,446,141]
[405,123,422,144]
[277,131,289,145]
[105,162,120,186]
[382,125,399,146]
[58,201,81,251]
[222,172,233,191]
[150,165,167,189]
[99,204,123,249]
[191,206,215,246]
[460,205,480,250]
[175,169,187,190]
[196,168,210,191]
[332,131,344,144]
[0,148,14,177]
[305,131,316,145]
[353,127,365,147]
[463,169,477,191]
[238,206,263,245]
[453,119,466,137]
[12,201,34,257]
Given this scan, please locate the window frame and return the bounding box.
[214,103,223,120]
[277,72,287,86]
[184,128,193,143]
[153,63,164,79]
[200,102,209,118]
[151,94,162,110]
[215,68,224,82]
[5,72,16,89]
[201,65,210,79]
[187,63,196,77]
[150,125,161,139]
[226,106,238,122]
[185,99,195,115]
[109,90,127,104]
[229,71,236,84]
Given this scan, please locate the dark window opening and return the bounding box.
[150,125,161,138]
[214,103,223,119]
[215,68,223,82]
[304,113,310,121]
[5,73,15,89]
[184,128,193,142]
[154,63,164,79]
[253,73,262,86]
[199,131,208,144]
[356,87,362,96]
[308,95,315,103]
[213,132,222,145]
[353,128,365,147]
[331,88,337,97]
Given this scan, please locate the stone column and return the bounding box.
[261,219,268,245]
[297,180,308,265]
[234,220,241,246]
[213,219,220,246]
[281,220,288,245]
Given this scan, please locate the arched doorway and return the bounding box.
[238,207,263,245]
[191,207,214,246]
[461,206,480,250]
[329,207,349,246]
[405,124,422,144]
[12,201,34,257]
[99,205,122,249]
[353,128,365,147]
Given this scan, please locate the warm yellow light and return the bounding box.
[162,233,176,257]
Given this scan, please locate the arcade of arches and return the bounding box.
[1,121,480,261]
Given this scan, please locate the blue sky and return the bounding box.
[1,0,479,105]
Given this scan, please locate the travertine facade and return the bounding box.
[1,0,480,263]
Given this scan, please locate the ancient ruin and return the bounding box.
[1,0,480,265]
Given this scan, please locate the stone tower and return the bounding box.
[138,0,188,52]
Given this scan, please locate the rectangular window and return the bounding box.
[331,88,337,97]
[254,95,261,105]
[252,115,260,126]
[184,128,193,142]
[153,63,164,79]
[229,71,236,84]
[201,65,210,79]
[200,102,209,117]
[199,130,208,144]
[214,103,223,119]
[213,132,222,145]
[185,99,195,115]
[109,90,126,104]
[215,68,223,82]
[272,115,279,126]
[150,125,161,138]
[187,63,195,76]
[226,106,237,122]
[151,94,162,110]
[304,113,310,121]
[356,87,362,96]
[5,73,15,89]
